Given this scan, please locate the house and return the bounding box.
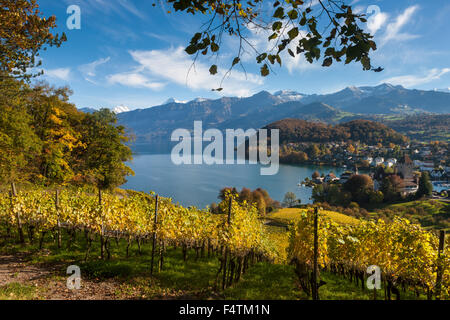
[372,157,384,167]
[420,161,434,172]
[363,156,373,163]
[430,169,445,180]
[384,159,397,168]
[387,158,397,164]
[313,177,324,184]
[413,160,423,167]
[401,181,419,196]
[324,173,339,183]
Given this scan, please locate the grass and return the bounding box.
[367,199,450,232]
[268,208,360,225]
[0,283,38,300]
[388,199,448,214]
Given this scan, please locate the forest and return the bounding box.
[264,118,408,145]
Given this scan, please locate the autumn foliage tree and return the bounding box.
[0,0,66,79]
[217,186,280,215]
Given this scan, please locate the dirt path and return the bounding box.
[0,254,126,300]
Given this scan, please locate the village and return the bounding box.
[297,141,450,198]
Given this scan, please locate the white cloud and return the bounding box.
[45,68,71,81]
[367,10,388,35]
[79,57,110,78]
[107,72,166,90]
[63,0,146,19]
[382,68,450,87]
[127,47,263,96]
[380,6,419,45]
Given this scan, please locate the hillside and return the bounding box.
[263,119,408,145]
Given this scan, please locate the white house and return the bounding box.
[430,170,445,179]
[420,161,434,172]
[372,157,384,167]
[324,173,339,183]
[363,156,373,163]
[384,158,397,168]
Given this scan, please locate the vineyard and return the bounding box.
[0,185,448,300]
[289,210,449,300]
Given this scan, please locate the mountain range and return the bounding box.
[79,83,450,148]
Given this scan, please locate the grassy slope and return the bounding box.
[368,199,450,232]
[268,208,360,225]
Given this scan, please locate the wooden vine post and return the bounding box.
[150,195,159,275]
[10,182,24,244]
[435,230,446,300]
[98,188,104,259]
[55,190,62,248]
[312,207,319,300]
[222,197,232,290]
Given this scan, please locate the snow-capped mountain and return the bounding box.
[273,90,306,102]
[435,88,450,93]
[163,98,188,104]
[112,105,130,114]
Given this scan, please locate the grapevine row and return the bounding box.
[288,209,449,299]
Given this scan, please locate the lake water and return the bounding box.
[122,153,348,208]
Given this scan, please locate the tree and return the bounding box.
[26,83,81,184]
[167,0,379,88]
[369,190,384,204]
[380,175,403,202]
[416,172,433,199]
[78,109,134,190]
[219,187,239,201]
[312,183,351,207]
[0,0,66,79]
[283,191,299,207]
[0,76,41,183]
[312,171,320,179]
[344,174,373,204]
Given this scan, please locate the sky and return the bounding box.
[36,0,450,110]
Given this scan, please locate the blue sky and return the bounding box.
[36,0,450,110]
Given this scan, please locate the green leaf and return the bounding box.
[275,54,281,66]
[287,10,298,20]
[288,27,299,40]
[300,16,307,26]
[185,45,197,55]
[209,65,218,75]
[260,64,269,77]
[256,53,267,63]
[322,57,333,67]
[268,33,278,41]
[232,57,240,66]
[272,21,282,31]
[190,33,202,44]
[210,43,219,52]
[273,7,284,18]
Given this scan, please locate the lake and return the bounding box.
[122,153,349,208]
